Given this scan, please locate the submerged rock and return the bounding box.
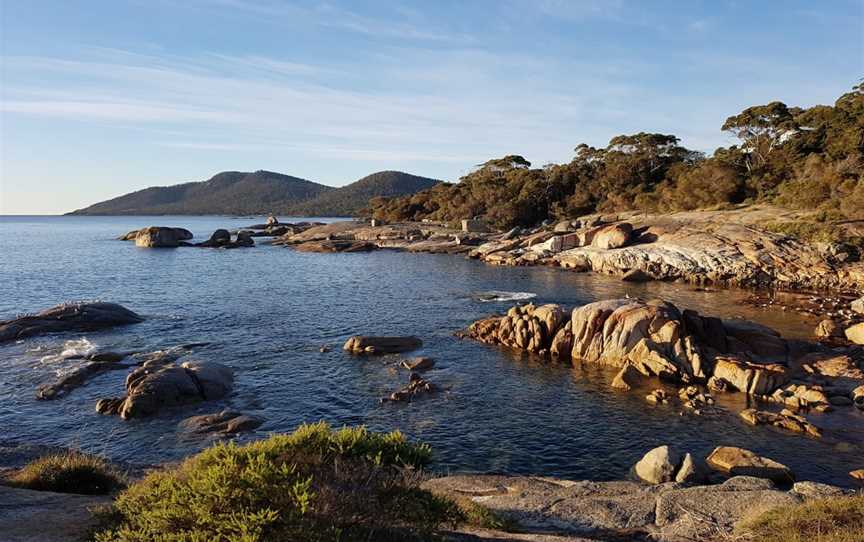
[400,356,435,371]
[382,372,437,403]
[343,336,422,354]
[739,408,823,438]
[179,410,263,436]
[0,302,143,343]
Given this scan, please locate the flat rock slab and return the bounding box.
[423,474,827,542]
[654,477,800,541]
[422,475,662,537]
[0,485,108,542]
[0,302,143,343]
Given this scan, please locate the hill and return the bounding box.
[285,171,440,216]
[68,170,439,216]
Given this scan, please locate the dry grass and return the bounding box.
[737,495,864,542]
[8,451,125,495]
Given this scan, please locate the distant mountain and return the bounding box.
[68,170,441,216]
[68,170,332,215]
[286,171,441,217]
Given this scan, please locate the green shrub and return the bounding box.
[8,452,125,495]
[94,422,463,542]
[737,495,864,542]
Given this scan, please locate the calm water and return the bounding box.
[1,215,862,486]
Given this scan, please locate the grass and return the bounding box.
[7,451,125,495]
[92,422,478,542]
[737,495,864,542]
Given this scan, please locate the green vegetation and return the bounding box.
[94,422,470,542]
[8,452,125,495]
[737,495,864,542]
[371,83,864,229]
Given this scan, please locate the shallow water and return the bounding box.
[1,215,861,485]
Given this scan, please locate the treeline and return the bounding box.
[369,84,864,228]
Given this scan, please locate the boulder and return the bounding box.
[461,219,491,233]
[675,453,705,484]
[468,304,565,355]
[266,215,279,226]
[96,360,234,419]
[121,227,192,244]
[0,302,143,343]
[591,223,633,250]
[854,385,864,410]
[621,268,652,282]
[611,364,643,390]
[553,221,573,233]
[712,357,787,395]
[234,231,254,247]
[134,226,185,247]
[851,296,864,315]
[343,336,422,354]
[706,446,794,484]
[179,410,263,435]
[795,353,864,379]
[634,445,680,484]
[850,469,864,481]
[814,319,844,339]
[400,357,435,371]
[845,323,864,345]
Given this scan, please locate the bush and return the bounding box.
[8,452,125,495]
[737,495,864,542]
[94,422,465,542]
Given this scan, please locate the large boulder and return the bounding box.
[712,357,788,395]
[0,302,143,343]
[121,227,192,243]
[134,226,188,247]
[634,445,681,484]
[845,323,864,345]
[343,336,422,354]
[706,446,794,484]
[96,360,233,419]
[591,223,633,250]
[814,319,843,339]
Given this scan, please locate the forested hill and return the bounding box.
[286,171,440,216]
[68,170,440,216]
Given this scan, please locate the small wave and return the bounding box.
[39,337,97,364]
[473,291,537,303]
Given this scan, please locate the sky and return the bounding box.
[0,1,862,214]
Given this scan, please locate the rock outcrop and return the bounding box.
[0,302,143,343]
[96,359,233,419]
[295,240,378,253]
[739,408,823,438]
[468,298,791,392]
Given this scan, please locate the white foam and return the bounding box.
[474,291,538,303]
[39,337,97,364]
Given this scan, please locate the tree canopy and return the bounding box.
[370,83,864,228]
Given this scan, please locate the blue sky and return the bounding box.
[1,0,861,214]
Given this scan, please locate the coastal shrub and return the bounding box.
[8,451,125,495]
[94,422,465,542]
[737,495,864,542]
